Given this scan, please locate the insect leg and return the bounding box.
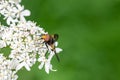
[54,50,60,62]
[44,42,49,56]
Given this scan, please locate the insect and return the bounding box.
[41,34,60,62]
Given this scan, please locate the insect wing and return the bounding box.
[53,34,59,41]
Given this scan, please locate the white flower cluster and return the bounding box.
[0,0,30,25]
[0,0,62,80]
[0,54,18,80]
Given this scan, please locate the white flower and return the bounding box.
[15,53,36,71]
[0,54,18,80]
[54,42,63,53]
[0,0,8,10]
[38,56,56,74]
[0,0,62,80]
[0,0,30,25]
[15,4,30,22]
[38,49,59,74]
[1,3,17,25]
[45,60,57,74]
[55,48,63,53]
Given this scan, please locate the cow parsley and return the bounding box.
[0,0,62,80]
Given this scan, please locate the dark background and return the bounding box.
[17,0,120,80]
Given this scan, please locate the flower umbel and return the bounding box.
[0,54,18,80]
[0,0,62,79]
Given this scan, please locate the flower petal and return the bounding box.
[38,62,44,69]
[16,62,25,71]
[24,63,31,71]
[21,10,31,16]
[45,61,50,74]
[55,48,63,53]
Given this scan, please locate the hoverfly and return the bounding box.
[41,34,60,62]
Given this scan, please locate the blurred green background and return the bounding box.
[16,0,120,80]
